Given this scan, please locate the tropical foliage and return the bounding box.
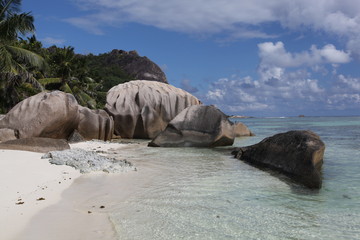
[0,0,134,113]
[0,0,46,112]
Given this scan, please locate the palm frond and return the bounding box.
[0,12,34,40]
[60,82,73,94]
[38,77,61,85]
[0,0,22,18]
[6,45,46,70]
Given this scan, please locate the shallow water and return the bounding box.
[109,116,360,240]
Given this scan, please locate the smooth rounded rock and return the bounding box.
[233,122,254,137]
[105,80,201,139]
[77,107,114,141]
[149,105,235,147]
[232,130,325,189]
[0,91,115,141]
[0,91,79,139]
[0,128,18,142]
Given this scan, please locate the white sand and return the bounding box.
[0,150,81,240]
[0,141,129,240]
[14,142,155,240]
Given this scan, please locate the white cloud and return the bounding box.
[41,37,66,46]
[203,71,325,115]
[336,74,360,91]
[68,0,360,56]
[326,94,360,110]
[258,42,351,69]
[257,41,351,82]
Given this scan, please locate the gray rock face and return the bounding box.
[233,122,254,137]
[149,105,235,147]
[0,137,70,153]
[43,148,135,173]
[107,50,168,84]
[105,80,201,139]
[232,130,325,189]
[0,128,18,142]
[77,107,114,141]
[0,91,79,139]
[67,130,85,143]
[0,91,114,141]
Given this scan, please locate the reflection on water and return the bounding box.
[109,117,360,240]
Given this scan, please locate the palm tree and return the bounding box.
[0,0,46,112]
[40,46,101,109]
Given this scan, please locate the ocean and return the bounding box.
[108,116,360,240]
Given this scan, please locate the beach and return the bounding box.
[0,141,132,240]
[0,150,81,240]
[0,117,359,239]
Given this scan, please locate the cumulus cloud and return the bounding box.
[201,41,352,115]
[203,71,326,115]
[336,74,360,91]
[203,70,360,116]
[68,0,360,56]
[258,42,351,68]
[257,41,351,81]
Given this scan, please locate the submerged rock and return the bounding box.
[105,80,201,139]
[232,130,325,189]
[43,148,135,173]
[149,105,235,147]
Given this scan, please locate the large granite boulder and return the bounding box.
[77,107,114,141]
[0,91,79,139]
[105,80,201,139]
[232,130,325,189]
[0,91,114,141]
[0,137,70,153]
[149,105,235,147]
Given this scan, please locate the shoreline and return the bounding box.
[0,140,134,240]
[0,149,81,240]
[15,141,163,239]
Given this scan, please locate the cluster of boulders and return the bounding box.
[0,80,252,146]
[0,78,325,189]
[0,91,114,142]
[105,80,202,139]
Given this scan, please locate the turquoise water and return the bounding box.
[110,117,360,239]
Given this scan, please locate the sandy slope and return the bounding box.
[0,150,81,240]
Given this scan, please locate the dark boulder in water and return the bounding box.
[232,130,325,189]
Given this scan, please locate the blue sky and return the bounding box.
[23,0,360,117]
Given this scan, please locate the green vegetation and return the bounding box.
[0,0,134,114]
